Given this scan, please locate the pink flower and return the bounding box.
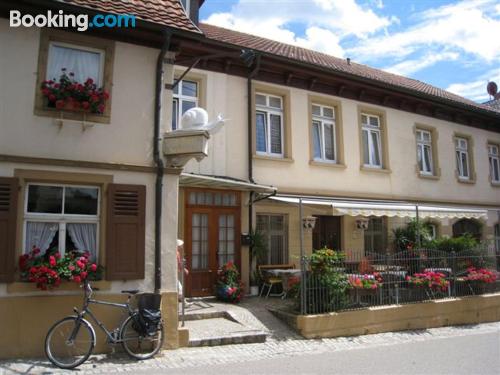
[90,264,97,272]
[49,256,56,267]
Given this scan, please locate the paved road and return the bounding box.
[2,322,500,374]
[155,331,500,375]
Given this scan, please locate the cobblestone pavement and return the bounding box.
[2,298,500,374]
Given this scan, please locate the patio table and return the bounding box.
[266,269,302,299]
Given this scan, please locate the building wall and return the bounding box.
[180,68,500,207]
[0,20,186,355]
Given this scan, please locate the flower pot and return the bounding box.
[249,285,259,296]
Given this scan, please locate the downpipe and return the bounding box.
[153,31,172,294]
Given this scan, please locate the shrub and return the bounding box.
[392,219,433,251]
[427,234,478,252]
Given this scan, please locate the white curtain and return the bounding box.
[47,44,101,85]
[25,222,58,254]
[67,223,97,260]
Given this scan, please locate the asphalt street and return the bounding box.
[133,330,500,375]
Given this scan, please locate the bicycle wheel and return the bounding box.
[45,316,96,369]
[120,314,164,360]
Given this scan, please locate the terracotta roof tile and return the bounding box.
[59,0,201,33]
[200,23,500,117]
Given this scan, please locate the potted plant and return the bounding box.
[463,267,497,294]
[19,247,103,290]
[215,261,244,303]
[41,68,109,114]
[248,230,268,295]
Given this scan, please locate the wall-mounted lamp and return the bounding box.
[302,216,317,230]
[356,218,369,230]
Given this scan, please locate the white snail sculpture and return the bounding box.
[179,107,225,135]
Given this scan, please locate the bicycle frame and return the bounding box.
[70,281,135,344]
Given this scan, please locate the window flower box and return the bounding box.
[19,247,103,291]
[41,68,109,115]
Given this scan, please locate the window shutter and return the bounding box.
[0,177,19,282]
[106,184,146,280]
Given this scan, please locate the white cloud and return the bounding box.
[349,0,500,63]
[446,68,500,102]
[384,52,459,76]
[202,0,394,58]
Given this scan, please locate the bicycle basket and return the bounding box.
[135,293,162,336]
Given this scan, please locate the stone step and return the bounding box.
[184,317,267,347]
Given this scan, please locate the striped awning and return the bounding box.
[180,173,276,193]
[268,196,489,220]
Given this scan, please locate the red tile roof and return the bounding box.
[60,0,201,33]
[200,23,500,117]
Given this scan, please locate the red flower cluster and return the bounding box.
[348,273,383,290]
[216,261,244,303]
[41,68,109,114]
[19,247,101,290]
[406,271,449,292]
[464,267,497,283]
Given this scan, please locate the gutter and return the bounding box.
[153,31,172,293]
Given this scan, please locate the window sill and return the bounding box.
[253,155,294,163]
[360,166,391,174]
[417,173,440,180]
[34,107,111,124]
[456,178,476,185]
[7,280,112,294]
[309,160,346,169]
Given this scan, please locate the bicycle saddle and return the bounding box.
[121,289,140,295]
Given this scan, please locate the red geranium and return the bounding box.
[40,68,109,114]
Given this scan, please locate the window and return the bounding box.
[427,223,438,240]
[361,113,383,168]
[256,214,288,264]
[255,93,284,157]
[364,217,387,254]
[24,183,99,260]
[488,144,500,183]
[452,219,482,241]
[455,137,471,180]
[180,0,190,15]
[46,42,104,86]
[495,223,500,252]
[172,79,198,130]
[312,104,336,162]
[35,30,114,122]
[416,130,433,175]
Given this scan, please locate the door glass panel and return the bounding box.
[218,214,235,266]
[191,213,208,270]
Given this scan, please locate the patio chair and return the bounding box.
[258,265,289,298]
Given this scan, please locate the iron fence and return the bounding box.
[299,247,500,315]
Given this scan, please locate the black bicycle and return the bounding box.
[45,280,164,369]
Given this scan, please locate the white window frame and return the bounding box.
[312,103,337,163]
[416,129,434,175]
[455,137,470,180]
[23,183,100,257]
[488,144,500,183]
[362,113,383,168]
[46,41,105,87]
[172,79,198,130]
[180,0,190,16]
[255,93,284,158]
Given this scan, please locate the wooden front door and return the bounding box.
[184,189,241,297]
[313,216,342,251]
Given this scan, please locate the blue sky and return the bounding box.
[200,0,500,103]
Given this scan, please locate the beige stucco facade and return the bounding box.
[0,19,202,356]
[178,64,500,276]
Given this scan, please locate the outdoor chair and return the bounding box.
[258,264,295,298]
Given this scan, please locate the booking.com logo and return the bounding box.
[10,10,136,32]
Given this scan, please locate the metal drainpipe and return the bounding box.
[247,55,261,269]
[153,31,172,294]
